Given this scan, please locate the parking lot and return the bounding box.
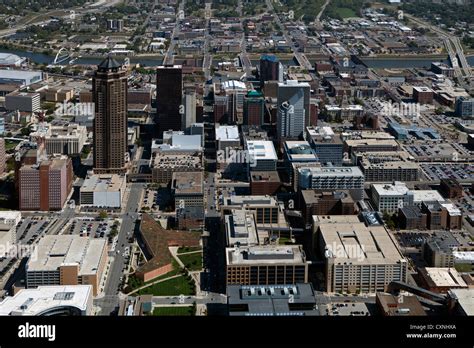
[326,302,370,316]
[421,163,474,181]
[64,217,120,243]
[17,216,55,245]
[395,232,430,248]
[404,143,471,161]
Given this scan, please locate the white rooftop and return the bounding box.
[216,125,240,141]
[246,140,278,161]
[0,285,92,316]
[448,289,474,315]
[424,268,467,287]
[411,190,445,204]
[222,80,247,91]
[27,235,107,275]
[372,182,410,196]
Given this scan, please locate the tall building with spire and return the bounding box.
[93,56,128,174]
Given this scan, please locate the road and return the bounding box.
[316,0,330,22]
[0,0,121,38]
[405,13,471,83]
[203,1,213,81]
[265,0,313,71]
[152,293,227,306]
[94,183,144,315]
[163,0,186,65]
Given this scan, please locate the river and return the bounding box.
[1,47,474,69]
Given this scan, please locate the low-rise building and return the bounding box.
[80,174,126,208]
[30,124,88,155]
[245,140,278,172]
[0,285,93,316]
[299,190,357,228]
[376,293,426,316]
[304,126,343,166]
[418,267,468,293]
[227,283,317,316]
[423,231,460,267]
[225,209,259,247]
[250,171,281,196]
[26,235,108,296]
[172,172,204,210]
[225,245,308,286]
[356,152,419,182]
[318,222,407,293]
[299,167,365,200]
[5,91,40,112]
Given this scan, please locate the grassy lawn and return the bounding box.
[5,140,20,151]
[127,259,183,292]
[177,246,202,254]
[177,252,203,271]
[137,275,195,296]
[152,306,194,316]
[335,7,357,18]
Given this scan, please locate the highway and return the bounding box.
[405,13,471,81]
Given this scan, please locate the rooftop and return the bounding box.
[319,222,405,265]
[27,235,107,275]
[412,190,445,204]
[81,174,126,193]
[226,245,306,266]
[172,172,203,195]
[246,140,278,161]
[227,283,317,316]
[422,268,467,288]
[216,125,240,141]
[299,166,364,178]
[225,210,259,247]
[372,182,410,196]
[448,289,474,316]
[0,285,92,316]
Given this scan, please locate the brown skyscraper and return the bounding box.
[156,65,183,134]
[93,57,128,174]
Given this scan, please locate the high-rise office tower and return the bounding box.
[277,80,310,140]
[156,65,183,133]
[259,55,283,85]
[93,56,128,174]
[243,90,264,126]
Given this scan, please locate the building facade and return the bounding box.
[93,57,128,174]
